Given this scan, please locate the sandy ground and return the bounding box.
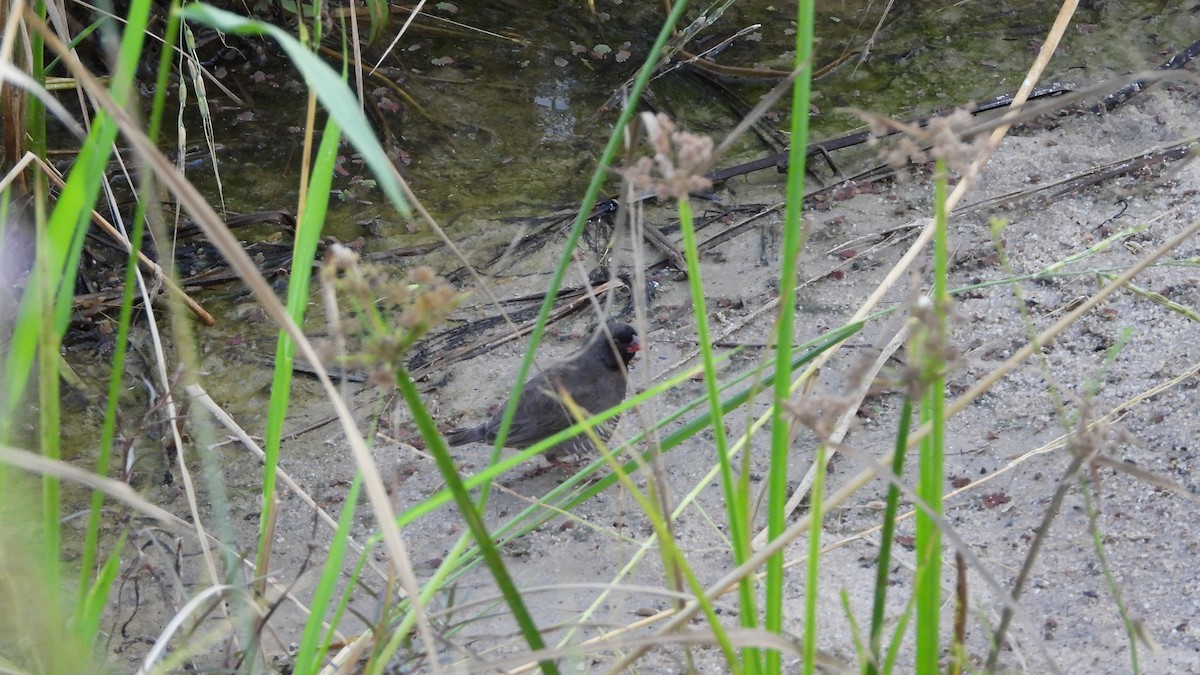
[94,75,1200,675]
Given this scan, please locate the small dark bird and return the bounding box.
[445,322,641,463]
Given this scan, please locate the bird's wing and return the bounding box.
[483,352,628,449]
[518,361,623,438]
[486,373,572,447]
[554,356,627,412]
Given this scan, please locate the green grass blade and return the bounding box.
[395,367,559,675]
[177,4,410,218]
[677,197,759,659]
[363,0,388,44]
[766,1,816,671]
[4,0,155,428]
[482,0,692,470]
[74,532,127,654]
[801,443,826,675]
[867,397,914,674]
[256,116,340,586]
[913,160,949,673]
[76,0,182,621]
[15,0,157,638]
[293,474,363,673]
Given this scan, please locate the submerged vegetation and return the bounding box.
[2,0,1199,673]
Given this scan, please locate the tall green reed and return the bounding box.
[1,0,161,668]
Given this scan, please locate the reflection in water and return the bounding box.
[533,77,576,144]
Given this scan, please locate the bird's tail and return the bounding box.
[444,425,486,447]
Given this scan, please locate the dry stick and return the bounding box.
[26,16,445,673]
[955,139,1197,217]
[985,441,1096,672]
[1089,37,1200,113]
[28,154,216,325]
[187,384,390,584]
[490,482,644,546]
[952,551,968,675]
[367,0,428,75]
[691,201,784,256]
[714,67,804,161]
[433,583,711,631]
[640,220,687,270]
[0,444,181,524]
[482,630,808,674]
[408,279,625,379]
[0,151,38,194]
[753,0,1081,547]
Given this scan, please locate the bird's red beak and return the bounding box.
[628,335,642,352]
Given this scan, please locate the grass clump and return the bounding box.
[3,0,1198,672]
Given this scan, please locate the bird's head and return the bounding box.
[597,321,640,369]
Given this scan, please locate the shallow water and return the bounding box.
[190,0,1197,237]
